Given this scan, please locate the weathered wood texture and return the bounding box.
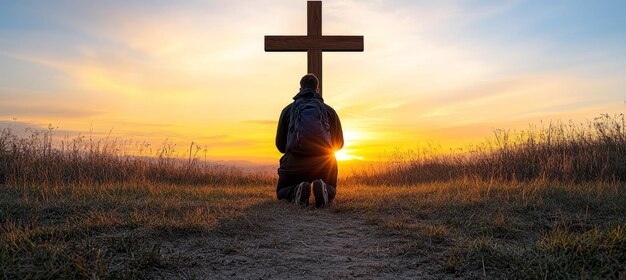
[264,36,364,52]
[308,1,322,36]
[264,1,364,96]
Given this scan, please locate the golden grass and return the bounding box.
[2,180,624,278]
[333,180,626,278]
[1,114,625,278]
[0,183,276,279]
[0,126,273,187]
[350,114,626,185]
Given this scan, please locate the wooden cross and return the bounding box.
[264,1,364,96]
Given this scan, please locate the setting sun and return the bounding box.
[2,1,626,278]
[1,1,624,165]
[335,129,365,161]
[335,149,362,161]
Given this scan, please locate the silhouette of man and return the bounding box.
[275,74,344,207]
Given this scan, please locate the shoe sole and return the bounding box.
[312,180,329,207]
[293,182,310,206]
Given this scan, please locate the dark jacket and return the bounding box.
[275,88,343,189]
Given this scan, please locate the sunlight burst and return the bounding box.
[335,129,365,161]
[335,149,363,161]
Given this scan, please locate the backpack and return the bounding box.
[286,97,332,155]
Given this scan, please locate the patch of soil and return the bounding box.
[155,202,436,279]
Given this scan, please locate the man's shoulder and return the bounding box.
[283,100,337,116]
[323,103,338,115]
[281,103,294,113]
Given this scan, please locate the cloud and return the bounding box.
[0,120,79,136]
[0,96,102,119]
[1,1,626,162]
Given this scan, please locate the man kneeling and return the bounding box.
[275,74,344,207]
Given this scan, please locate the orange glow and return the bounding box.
[334,130,365,161]
[335,149,363,161]
[1,1,624,166]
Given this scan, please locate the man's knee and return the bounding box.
[276,186,293,201]
[326,183,337,201]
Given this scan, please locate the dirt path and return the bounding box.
[157,203,431,279]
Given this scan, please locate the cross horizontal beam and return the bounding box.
[265,36,364,52]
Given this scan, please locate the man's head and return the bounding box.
[300,74,319,92]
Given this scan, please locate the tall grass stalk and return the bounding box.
[352,114,626,185]
[0,126,273,187]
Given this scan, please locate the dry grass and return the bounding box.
[4,181,623,279]
[1,114,625,279]
[0,126,273,187]
[0,126,277,278]
[351,114,626,185]
[339,114,626,278]
[333,181,626,279]
[0,183,276,279]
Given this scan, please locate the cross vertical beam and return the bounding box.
[307,1,323,94]
[265,1,364,97]
[307,1,321,36]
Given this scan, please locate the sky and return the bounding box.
[1,0,625,164]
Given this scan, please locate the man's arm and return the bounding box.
[329,107,344,151]
[275,105,291,153]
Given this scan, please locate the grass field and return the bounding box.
[1,115,625,279]
[338,181,626,279]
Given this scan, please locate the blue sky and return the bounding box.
[1,0,625,162]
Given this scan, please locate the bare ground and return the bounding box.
[153,201,435,279]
